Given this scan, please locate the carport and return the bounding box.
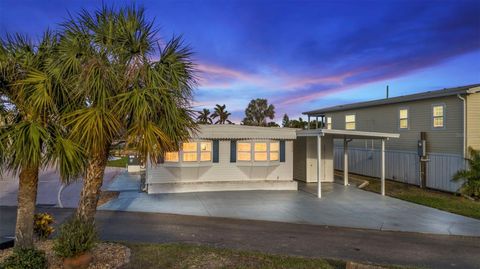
[295,129,400,198]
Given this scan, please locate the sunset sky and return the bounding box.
[1,0,479,123]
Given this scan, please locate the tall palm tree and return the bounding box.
[197,108,212,124]
[0,33,84,248]
[242,98,275,126]
[211,104,232,124]
[54,6,197,222]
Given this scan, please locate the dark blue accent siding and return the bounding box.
[212,140,219,163]
[230,140,237,162]
[280,140,286,162]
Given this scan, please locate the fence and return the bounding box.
[334,147,465,192]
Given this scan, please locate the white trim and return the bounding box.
[398,107,410,130]
[345,113,356,130]
[431,103,446,129]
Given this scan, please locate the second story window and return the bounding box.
[433,105,445,128]
[345,114,356,130]
[326,117,332,129]
[399,108,408,129]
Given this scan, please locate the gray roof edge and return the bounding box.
[303,84,480,115]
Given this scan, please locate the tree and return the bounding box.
[267,121,280,127]
[197,108,212,124]
[453,147,480,199]
[0,33,84,248]
[54,6,197,222]
[242,98,275,126]
[211,104,232,124]
[282,114,290,127]
[288,117,308,129]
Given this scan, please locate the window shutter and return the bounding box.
[213,140,219,163]
[280,140,286,162]
[230,140,237,162]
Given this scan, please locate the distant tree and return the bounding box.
[197,108,213,124]
[267,122,280,127]
[282,114,290,127]
[242,98,275,126]
[289,117,308,129]
[452,147,480,199]
[211,104,232,124]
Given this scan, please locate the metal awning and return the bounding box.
[296,128,400,198]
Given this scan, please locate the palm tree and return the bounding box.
[453,147,480,199]
[0,33,84,248]
[211,104,232,124]
[54,6,197,222]
[197,108,212,124]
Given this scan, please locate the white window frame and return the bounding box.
[326,117,332,129]
[398,107,409,129]
[163,141,212,164]
[237,142,252,161]
[432,104,446,129]
[345,114,356,130]
[236,140,280,163]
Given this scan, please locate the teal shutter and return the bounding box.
[213,140,219,163]
[230,140,237,162]
[280,140,286,162]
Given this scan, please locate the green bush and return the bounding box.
[53,217,97,258]
[0,248,47,269]
[453,147,480,199]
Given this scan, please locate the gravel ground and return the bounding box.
[0,240,130,269]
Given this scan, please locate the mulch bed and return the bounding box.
[0,240,130,269]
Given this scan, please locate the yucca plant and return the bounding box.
[453,147,480,199]
[0,33,85,248]
[53,5,197,222]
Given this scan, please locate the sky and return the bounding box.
[1,0,479,123]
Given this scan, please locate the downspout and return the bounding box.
[457,94,466,158]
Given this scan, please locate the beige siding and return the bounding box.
[293,137,306,181]
[467,92,480,151]
[147,140,294,183]
[325,95,464,154]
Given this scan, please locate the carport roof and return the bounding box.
[296,129,400,139]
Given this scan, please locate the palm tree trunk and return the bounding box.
[15,166,39,248]
[76,150,108,222]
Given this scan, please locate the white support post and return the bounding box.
[317,135,322,198]
[344,138,348,186]
[381,138,385,196]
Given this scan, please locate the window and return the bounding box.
[326,117,332,129]
[433,105,445,128]
[182,142,198,162]
[345,114,356,130]
[164,152,179,162]
[399,108,408,129]
[237,142,251,161]
[200,142,212,161]
[254,143,268,161]
[269,142,279,161]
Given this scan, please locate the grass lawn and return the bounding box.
[345,173,480,220]
[122,242,417,269]
[107,156,128,167]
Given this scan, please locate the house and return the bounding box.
[145,125,298,194]
[303,84,480,192]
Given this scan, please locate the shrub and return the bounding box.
[53,217,97,258]
[0,248,47,269]
[453,147,480,199]
[34,213,55,239]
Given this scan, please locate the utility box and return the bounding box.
[127,155,142,172]
[417,140,426,157]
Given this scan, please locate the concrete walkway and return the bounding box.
[0,167,124,208]
[99,172,480,236]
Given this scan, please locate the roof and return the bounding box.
[304,84,480,116]
[191,125,298,140]
[297,129,400,140]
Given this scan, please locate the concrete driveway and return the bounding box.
[99,172,480,237]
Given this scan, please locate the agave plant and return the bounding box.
[453,147,480,199]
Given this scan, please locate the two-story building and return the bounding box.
[303,84,480,192]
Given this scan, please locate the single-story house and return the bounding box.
[145,125,399,197]
[146,125,298,194]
